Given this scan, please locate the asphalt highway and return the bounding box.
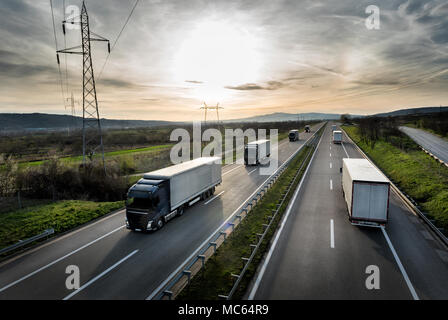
[249,123,448,300]
[0,123,323,299]
[399,126,448,165]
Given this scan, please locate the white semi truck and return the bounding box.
[126,157,222,231]
[244,140,271,165]
[289,130,299,141]
[332,130,343,144]
[342,158,390,227]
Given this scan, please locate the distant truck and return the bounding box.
[289,130,299,141]
[332,130,342,144]
[304,125,311,133]
[126,157,222,231]
[244,139,271,165]
[331,124,337,131]
[342,158,390,227]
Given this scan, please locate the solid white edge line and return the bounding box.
[63,249,139,300]
[248,125,324,300]
[381,227,419,300]
[248,168,257,175]
[341,141,349,158]
[330,179,333,190]
[330,219,335,248]
[146,124,324,300]
[0,225,125,293]
[204,191,225,205]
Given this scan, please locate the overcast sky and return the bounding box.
[0,0,447,121]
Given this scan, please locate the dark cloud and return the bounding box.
[0,61,55,78]
[225,81,284,91]
[185,80,203,84]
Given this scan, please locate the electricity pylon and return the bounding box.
[56,1,110,172]
[200,102,223,126]
[65,91,79,135]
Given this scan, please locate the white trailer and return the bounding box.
[289,130,299,141]
[342,158,390,227]
[126,157,222,231]
[244,140,271,165]
[332,130,342,144]
[331,124,337,131]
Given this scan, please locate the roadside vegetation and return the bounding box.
[177,128,322,300]
[0,200,124,252]
[342,118,448,234]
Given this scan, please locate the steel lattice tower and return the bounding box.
[57,1,110,171]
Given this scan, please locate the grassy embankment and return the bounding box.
[177,131,321,300]
[0,200,124,252]
[343,126,448,233]
[19,144,173,168]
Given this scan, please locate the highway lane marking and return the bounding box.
[248,168,257,175]
[63,249,139,300]
[0,225,125,293]
[248,125,324,300]
[147,127,323,300]
[330,152,332,157]
[381,227,419,300]
[330,219,335,248]
[222,165,242,176]
[342,142,349,158]
[330,179,333,190]
[204,191,225,205]
[330,162,332,169]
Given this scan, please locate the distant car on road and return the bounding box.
[304,125,311,133]
[342,158,390,227]
[289,129,299,141]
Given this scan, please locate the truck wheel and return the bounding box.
[177,206,184,217]
[155,218,165,230]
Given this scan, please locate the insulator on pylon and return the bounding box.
[107,42,111,53]
[62,22,66,35]
[56,53,60,65]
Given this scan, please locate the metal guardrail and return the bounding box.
[341,127,448,247]
[0,228,54,255]
[152,125,325,300]
[220,130,322,300]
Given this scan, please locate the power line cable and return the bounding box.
[50,0,66,106]
[97,0,140,81]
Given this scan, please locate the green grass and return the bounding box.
[18,144,173,168]
[343,126,448,233]
[177,131,321,300]
[0,200,124,251]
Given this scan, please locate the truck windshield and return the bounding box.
[126,196,158,210]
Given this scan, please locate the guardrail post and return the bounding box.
[198,255,206,268]
[210,242,217,253]
[183,270,192,284]
[163,290,173,300]
[219,231,227,240]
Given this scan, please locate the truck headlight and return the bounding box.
[147,220,153,229]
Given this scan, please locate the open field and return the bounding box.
[343,125,448,234]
